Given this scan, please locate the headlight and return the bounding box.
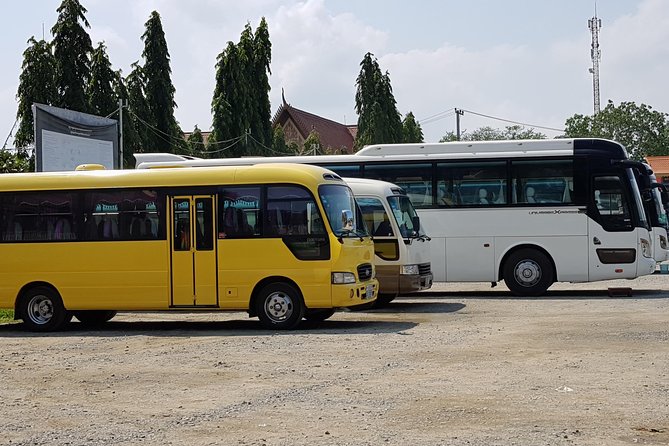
[400,264,420,275]
[660,235,668,250]
[332,272,356,284]
[640,238,652,258]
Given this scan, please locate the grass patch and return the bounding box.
[0,309,15,324]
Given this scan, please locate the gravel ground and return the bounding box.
[1,275,669,446]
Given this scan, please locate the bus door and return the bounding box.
[170,195,218,306]
[587,175,639,281]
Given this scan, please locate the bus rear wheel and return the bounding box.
[18,286,72,332]
[255,283,305,330]
[503,248,554,297]
[73,310,117,326]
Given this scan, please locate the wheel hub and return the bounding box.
[515,260,541,287]
[28,295,53,324]
[265,292,293,321]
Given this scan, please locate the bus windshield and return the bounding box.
[387,195,423,238]
[319,184,368,237]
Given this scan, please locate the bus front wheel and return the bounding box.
[503,248,554,297]
[255,283,305,330]
[18,286,72,332]
[73,310,117,326]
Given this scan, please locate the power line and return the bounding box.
[458,109,564,133]
[418,107,564,133]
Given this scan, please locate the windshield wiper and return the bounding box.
[337,228,366,241]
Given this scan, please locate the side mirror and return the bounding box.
[341,209,354,231]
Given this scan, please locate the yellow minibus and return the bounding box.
[0,163,377,331]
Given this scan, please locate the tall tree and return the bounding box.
[236,23,255,155]
[210,41,246,158]
[354,52,403,149]
[210,19,273,158]
[402,112,424,143]
[251,18,273,153]
[125,62,151,155]
[141,10,181,152]
[564,100,669,159]
[88,42,117,117]
[15,37,57,148]
[51,0,92,113]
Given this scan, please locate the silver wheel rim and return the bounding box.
[27,294,54,325]
[514,260,541,287]
[264,291,294,322]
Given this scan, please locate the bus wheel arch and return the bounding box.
[251,277,305,330]
[499,245,556,297]
[16,283,72,332]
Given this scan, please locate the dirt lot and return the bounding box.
[1,275,669,446]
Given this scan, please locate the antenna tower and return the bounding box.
[588,5,602,114]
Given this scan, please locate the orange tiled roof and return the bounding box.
[646,156,669,176]
[272,92,356,153]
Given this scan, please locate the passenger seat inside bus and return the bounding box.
[478,188,490,204]
[526,186,537,203]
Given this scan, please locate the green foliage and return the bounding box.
[51,0,92,113]
[88,42,117,117]
[271,125,291,155]
[211,18,273,158]
[440,125,547,142]
[125,62,151,157]
[211,41,245,157]
[186,125,205,156]
[15,37,57,148]
[141,11,181,152]
[402,112,424,143]
[302,131,324,155]
[564,101,669,160]
[0,309,14,324]
[252,18,273,152]
[0,149,32,173]
[354,53,403,149]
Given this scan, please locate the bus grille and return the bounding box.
[418,263,431,276]
[357,263,373,281]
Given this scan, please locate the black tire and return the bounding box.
[373,294,397,308]
[503,248,554,297]
[304,308,336,322]
[73,310,117,325]
[18,286,72,332]
[255,283,305,330]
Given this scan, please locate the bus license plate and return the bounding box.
[366,284,374,299]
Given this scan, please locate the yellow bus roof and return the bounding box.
[0,163,341,192]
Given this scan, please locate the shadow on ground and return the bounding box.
[0,318,419,338]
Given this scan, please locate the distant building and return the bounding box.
[646,156,669,183]
[272,92,357,154]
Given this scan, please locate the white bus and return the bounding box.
[135,138,656,296]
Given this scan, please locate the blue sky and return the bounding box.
[2,0,668,148]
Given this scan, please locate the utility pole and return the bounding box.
[588,4,602,115]
[118,99,127,169]
[455,108,464,140]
